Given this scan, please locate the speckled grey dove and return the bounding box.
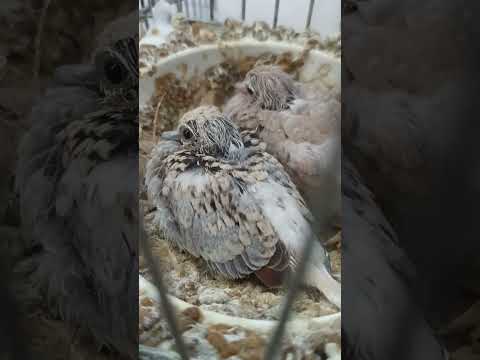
[14,12,138,359]
[145,105,341,308]
[224,65,341,234]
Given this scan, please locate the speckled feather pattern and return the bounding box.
[146,113,317,282]
[14,16,139,359]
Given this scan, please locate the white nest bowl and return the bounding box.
[139,36,341,344]
[140,38,340,108]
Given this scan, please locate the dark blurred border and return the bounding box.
[0,1,137,358]
[342,0,480,358]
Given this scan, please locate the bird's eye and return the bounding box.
[247,86,254,95]
[104,59,127,84]
[182,127,193,140]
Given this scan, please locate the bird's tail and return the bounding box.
[304,263,342,309]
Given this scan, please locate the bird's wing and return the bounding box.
[18,143,138,357]
[342,157,446,360]
[58,154,138,350]
[253,152,336,272]
[240,127,336,244]
[146,148,288,279]
[254,152,313,220]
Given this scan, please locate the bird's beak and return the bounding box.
[160,130,180,142]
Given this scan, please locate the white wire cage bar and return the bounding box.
[138,1,339,359]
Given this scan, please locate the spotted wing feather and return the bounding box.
[146,145,288,280]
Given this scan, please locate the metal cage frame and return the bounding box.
[138,1,336,359]
[139,0,317,31]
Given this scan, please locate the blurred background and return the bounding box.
[139,0,340,39]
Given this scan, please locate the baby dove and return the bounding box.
[15,13,138,359]
[224,65,341,234]
[145,106,341,308]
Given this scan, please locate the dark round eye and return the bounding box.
[247,86,254,95]
[104,59,127,84]
[182,127,193,140]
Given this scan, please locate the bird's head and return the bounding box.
[57,34,139,167]
[163,106,245,159]
[93,35,138,122]
[238,65,299,111]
